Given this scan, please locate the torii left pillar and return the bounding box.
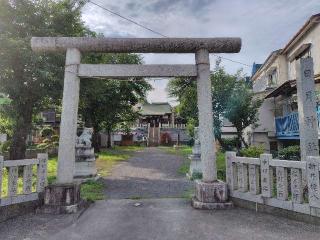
[43,48,82,214]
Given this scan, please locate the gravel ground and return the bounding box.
[102,147,194,199]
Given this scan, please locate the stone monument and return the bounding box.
[188,127,202,178]
[74,128,97,181]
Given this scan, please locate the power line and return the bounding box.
[87,0,167,38]
[87,0,251,68]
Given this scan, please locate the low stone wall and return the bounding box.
[231,197,320,225]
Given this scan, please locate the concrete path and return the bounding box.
[48,198,320,240]
[1,147,320,240]
[102,147,193,199]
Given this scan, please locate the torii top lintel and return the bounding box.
[31,37,241,54]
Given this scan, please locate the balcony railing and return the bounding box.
[275,110,320,139]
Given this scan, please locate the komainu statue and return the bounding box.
[76,128,93,147]
[74,128,97,181]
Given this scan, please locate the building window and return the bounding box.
[267,69,277,87]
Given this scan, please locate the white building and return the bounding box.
[249,13,320,153]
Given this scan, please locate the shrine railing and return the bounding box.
[0,154,48,206]
[226,152,320,217]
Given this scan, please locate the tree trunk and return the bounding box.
[215,134,225,149]
[9,112,32,160]
[240,135,249,148]
[92,130,100,153]
[107,129,112,148]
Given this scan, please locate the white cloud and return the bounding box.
[81,0,320,102]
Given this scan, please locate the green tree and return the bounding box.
[168,60,262,149]
[168,59,236,144]
[0,112,13,137]
[80,53,151,151]
[225,80,262,148]
[0,0,91,159]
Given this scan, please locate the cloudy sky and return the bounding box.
[81,0,320,103]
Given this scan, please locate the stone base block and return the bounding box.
[191,197,233,210]
[194,180,228,202]
[188,155,202,178]
[40,183,82,214]
[192,180,233,210]
[74,161,97,180]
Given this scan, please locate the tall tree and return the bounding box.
[0,0,91,159]
[225,80,262,148]
[168,60,262,149]
[168,60,236,143]
[80,53,151,151]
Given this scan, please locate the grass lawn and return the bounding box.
[161,146,193,175]
[161,145,227,180]
[1,146,145,201]
[96,146,144,177]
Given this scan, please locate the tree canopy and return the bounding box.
[0,0,92,159]
[168,59,262,149]
[80,53,151,150]
[0,0,152,156]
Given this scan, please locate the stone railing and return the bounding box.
[226,152,320,217]
[0,154,48,206]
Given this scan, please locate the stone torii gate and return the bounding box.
[31,37,241,211]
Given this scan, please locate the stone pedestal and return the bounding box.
[41,183,81,214]
[191,180,233,209]
[74,145,97,181]
[188,127,202,178]
[188,154,202,177]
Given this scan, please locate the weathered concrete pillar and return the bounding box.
[195,48,217,182]
[40,48,83,214]
[296,57,319,161]
[192,49,232,210]
[57,48,81,184]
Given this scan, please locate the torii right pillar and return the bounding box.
[192,48,233,209]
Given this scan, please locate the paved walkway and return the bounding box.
[49,199,320,240]
[1,147,320,240]
[102,147,193,199]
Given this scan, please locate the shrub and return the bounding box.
[40,126,54,138]
[51,135,59,142]
[36,136,59,152]
[278,145,300,161]
[220,137,238,152]
[0,140,11,153]
[216,151,226,181]
[186,118,196,138]
[240,145,264,158]
[191,171,202,180]
[37,142,49,151]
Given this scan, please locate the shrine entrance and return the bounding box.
[31,37,241,209]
